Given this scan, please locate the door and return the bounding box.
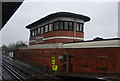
[69,55,73,72]
[63,55,67,71]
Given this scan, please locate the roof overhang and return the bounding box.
[26,12,90,29]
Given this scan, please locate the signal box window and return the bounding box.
[37,28,41,34]
[30,30,33,36]
[31,30,34,36]
[32,29,37,36]
[59,21,64,30]
[45,25,48,33]
[49,24,52,32]
[64,21,69,30]
[80,24,83,32]
[76,23,79,31]
[69,22,73,30]
[41,27,44,34]
[31,29,37,36]
[53,22,59,30]
[76,22,83,32]
[53,21,73,31]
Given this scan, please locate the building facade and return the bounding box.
[26,12,90,45]
[14,12,120,79]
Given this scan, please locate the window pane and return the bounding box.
[34,29,37,35]
[38,28,41,34]
[76,23,79,31]
[54,22,58,30]
[30,30,32,36]
[59,21,64,30]
[33,30,35,36]
[49,24,52,32]
[45,25,48,33]
[80,24,82,32]
[82,24,84,32]
[69,22,73,30]
[41,27,43,34]
[31,30,34,36]
[64,21,68,30]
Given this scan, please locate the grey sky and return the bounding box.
[1,1,119,46]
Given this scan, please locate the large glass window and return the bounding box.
[53,21,73,31]
[37,28,41,34]
[76,23,79,31]
[41,27,44,34]
[69,22,73,30]
[76,22,84,32]
[81,24,84,32]
[59,21,64,30]
[45,25,48,33]
[53,22,58,30]
[80,24,82,32]
[31,29,37,36]
[49,24,52,32]
[34,29,37,36]
[30,21,74,36]
[31,30,34,36]
[64,21,68,30]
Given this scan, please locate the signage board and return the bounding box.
[52,65,58,71]
[59,56,63,59]
[52,60,55,64]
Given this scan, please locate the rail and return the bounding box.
[2,62,26,81]
[2,57,59,81]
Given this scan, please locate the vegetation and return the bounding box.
[2,41,27,53]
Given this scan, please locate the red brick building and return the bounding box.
[14,12,120,78]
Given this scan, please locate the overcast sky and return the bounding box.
[1,0,119,46]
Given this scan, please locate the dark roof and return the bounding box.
[26,12,90,29]
[63,38,120,44]
[91,37,120,41]
[84,38,120,42]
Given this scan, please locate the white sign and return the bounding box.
[36,37,44,43]
[59,56,63,59]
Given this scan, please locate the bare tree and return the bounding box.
[2,41,27,53]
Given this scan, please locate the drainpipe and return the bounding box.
[73,19,76,42]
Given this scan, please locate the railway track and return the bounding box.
[2,56,60,81]
[2,59,43,81]
[2,63,26,81]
